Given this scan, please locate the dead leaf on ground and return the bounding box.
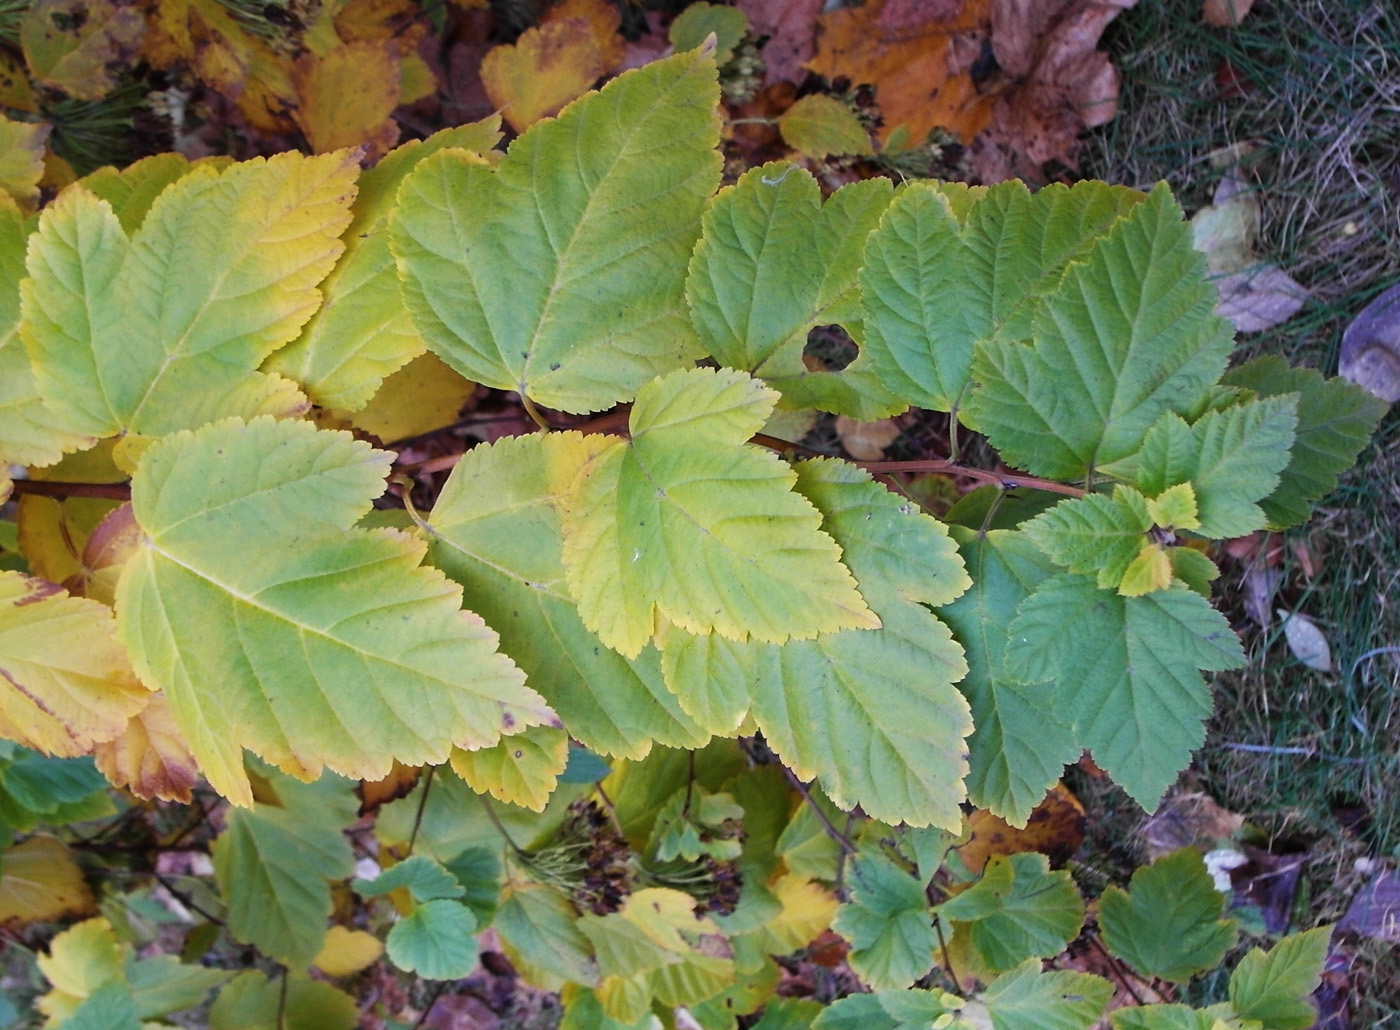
[20,0,145,100]
[293,40,401,158]
[1227,845,1305,934]
[954,783,1086,874]
[834,416,901,460]
[480,18,603,133]
[1340,281,1400,404]
[737,0,824,85]
[1203,0,1257,27]
[1338,867,1400,942]
[543,0,624,75]
[1141,790,1244,859]
[1242,564,1283,627]
[1278,609,1333,672]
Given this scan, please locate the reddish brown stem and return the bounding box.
[7,479,131,500]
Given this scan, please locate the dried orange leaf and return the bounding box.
[292,40,401,159]
[543,0,624,74]
[0,836,96,925]
[955,784,1085,871]
[92,691,200,803]
[480,19,603,133]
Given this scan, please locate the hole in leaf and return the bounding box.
[803,324,858,372]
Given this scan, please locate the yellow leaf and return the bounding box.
[16,441,125,585]
[1146,482,1201,531]
[398,52,438,105]
[751,875,839,955]
[0,52,38,113]
[542,0,624,74]
[343,352,477,442]
[0,570,151,757]
[314,925,385,977]
[71,503,141,607]
[449,724,568,812]
[20,0,144,101]
[35,917,126,1022]
[292,41,401,159]
[0,115,49,209]
[93,690,200,803]
[779,93,874,160]
[1119,544,1173,597]
[480,19,604,133]
[0,836,96,925]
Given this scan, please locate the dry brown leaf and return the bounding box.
[1141,791,1244,859]
[357,761,422,815]
[20,0,144,101]
[292,40,401,158]
[334,0,428,53]
[480,18,603,133]
[1278,609,1333,672]
[72,502,141,607]
[1203,0,1256,27]
[1340,281,1400,404]
[808,0,995,146]
[834,415,900,460]
[93,691,200,803]
[1338,867,1400,942]
[0,836,96,925]
[543,0,624,74]
[737,0,824,85]
[954,783,1085,874]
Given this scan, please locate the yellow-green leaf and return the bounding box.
[22,150,358,445]
[1147,483,1200,530]
[340,352,476,442]
[0,115,48,209]
[210,971,358,1030]
[560,368,877,658]
[20,0,144,101]
[450,724,568,812]
[779,94,874,160]
[35,916,126,1023]
[392,48,721,413]
[0,835,96,925]
[314,926,385,977]
[92,690,200,803]
[116,416,554,805]
[0,570,151,758]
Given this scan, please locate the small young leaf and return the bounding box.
[1021,487,1154,591]
[450,724,569,812]
[35,916,127,1024]
[649,786,744,863]
[1099,848,1238,983]
[392,48,722,412]
[354,854,465,903]
[831,851,937,990]
[938,853,1084,972]
[1228,925,1331,1029]
[423,432,710,760]
[940,529,1080,826]
[385,899,479,980]
[686,162,897,417]
[965,183,1234,479]
[1221,356,1386,528]
[210,971,358,1030]
[1006,574,1245,808]
[669,2,748,64]
[779,95,874,160]
[560,368,877,658]
[118,416,552,805]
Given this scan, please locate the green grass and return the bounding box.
[1081,0,1400,1022]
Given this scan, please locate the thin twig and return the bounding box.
[407,766,436,855]
[934,919,959,990]
[477,789,525,855]
[1088,933,1147,1006]
[7,479,130,500]
[412,981,452,1030]
[782,767,856,856]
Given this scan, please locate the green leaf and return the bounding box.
[1228,926,1330,1029]
[1006,574,1245,808]
[1022,487,1154,590]
[964,183,1234,479]
[650,786,744,863]
[972,958,1113,1030]
[0,752,107,813]
[22,151,359,445]
[1100,396,1299,538]
[354,854,465,902]
[210,971,358,1030]
[385,898,479,980]
[0,195,91,469]
[78,152,209,233]
[442,846,502,925]
[831,851,937,990]
[752,998,823,1030]
[779,95,874,160]
[559,985,659,1030]
[938,529,1079,825]
[669,2,747,64]
[57,981,141,1030]
[265,120,501,410]
[117,416,553,805]
[1221,356,1386,528]
[35,918,127,1025]
[937,853,1084,972]
[661,457,972,828]
[391,49,721,413]
[813,987,963,1030]
[124,954,231,1018]
[686,162,897,417]
[211,772,356,969]
[861,179,1143,416]
[561,368,877,658]
[1099,848,1238,983]
[1110,1006,1221,1030]
[423,431,710,760]
[495,880,599,992]
[579,887,735,1024]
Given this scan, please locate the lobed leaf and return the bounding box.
[964,184,1234,479]
[1022,487,1155,591]
[495,880,599,992]
[450,724,569,812]
[831,852,937,990]
[560,368,877,658]
[813,987,963,1030]
[938,853,1084,972]
[423,431,710,760]
[1228,925,1331,1029]
[1006,574,1244,808]
[354,854,465,903]
[686,162,897,417]
[117,416,553,805]
[392,48,722,413]
[971,958,1114,1030]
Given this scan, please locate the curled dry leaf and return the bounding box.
[1203,0,1257,27]
[1277,609,1333,673]
[834,415,900,460]
[1340,281,1400,403]
[1141,790,1244,859]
